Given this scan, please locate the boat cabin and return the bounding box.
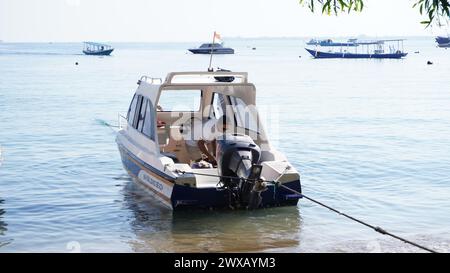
[122,72,276,167]
[199,43,223,48]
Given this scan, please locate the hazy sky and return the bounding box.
[0,0,446,42]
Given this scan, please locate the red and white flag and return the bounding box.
[213,32,222,43]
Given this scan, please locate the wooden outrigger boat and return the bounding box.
[306,39,408,59]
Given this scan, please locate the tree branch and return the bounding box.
[299,0,450,26]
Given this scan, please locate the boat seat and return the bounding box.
[161,152,179,163]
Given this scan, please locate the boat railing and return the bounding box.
[83,42,112,51]
[138,76,163,85]
[164,71,248,84]
[118,112,128,130]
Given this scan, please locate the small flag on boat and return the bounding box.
[214,32,222,43]
[208,31,223,71]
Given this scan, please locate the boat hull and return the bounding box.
[117,144,301,210]
[305,48,407,59]
[436,36,450,45]
[437,43,450,48]
[83,48,114,56]
[188,48,234,54]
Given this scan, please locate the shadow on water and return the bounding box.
[122,181,303,252]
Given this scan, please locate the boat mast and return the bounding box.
[208,31,216,72]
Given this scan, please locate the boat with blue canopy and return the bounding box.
[305,39,407,59]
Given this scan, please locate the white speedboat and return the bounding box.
[116,71,302,210]
[188,43,235,54]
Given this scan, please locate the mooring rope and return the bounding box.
[176,170,243,181]
[274,183,438,253]
[96,118,120,133]
[175,169,438,253]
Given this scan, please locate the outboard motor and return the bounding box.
[216,134,267,209]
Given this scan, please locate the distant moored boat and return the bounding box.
[83,42,114,56]
[436,36,450,48]
[188,43,234,54]
[306,39,408,59]
[305,48,408,59]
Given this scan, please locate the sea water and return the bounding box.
[0,39,449,252]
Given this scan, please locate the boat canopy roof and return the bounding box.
[164,71,248,84]
[309,39,406,46]
[355,39,406,45]
[135,71,256,106]
[83,41,112,48]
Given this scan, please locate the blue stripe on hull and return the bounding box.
[305,48,407,59]
[117,144,301,209]
[118,144,176,181]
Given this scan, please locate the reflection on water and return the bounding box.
[0,199,6,234]
[0,199,10,248]
[123,182,302,252]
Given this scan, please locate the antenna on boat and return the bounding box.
[208,31,219,72]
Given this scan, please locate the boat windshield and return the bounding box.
[200,43,222,48]
[157,89,201,112]
[209,93,260,135]
[229,95,259,134]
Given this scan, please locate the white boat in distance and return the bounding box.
[116,71,302,210]
[83,42,114,55]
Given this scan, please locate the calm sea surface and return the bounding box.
[0,39,449,252]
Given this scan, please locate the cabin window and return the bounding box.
[132,95,144,129]
[137,98,147,131]
[127,94,138,126]
[230,96,259,133]
[157,90,201,112]
[142,100,156,140]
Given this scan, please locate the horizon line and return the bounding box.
[0,34,438,44]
